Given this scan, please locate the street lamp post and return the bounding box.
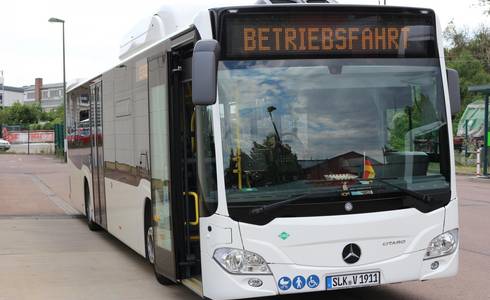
[48,17,67,162]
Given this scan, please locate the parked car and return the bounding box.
[0,138,11,151]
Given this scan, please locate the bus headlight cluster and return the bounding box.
[424,229,458,260]
[213,248,271,274]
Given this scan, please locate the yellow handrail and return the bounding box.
[183,191,199,226]
[190,111,196,153]
[233,93,242,190]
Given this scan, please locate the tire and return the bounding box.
[145,225,155,264]
[84,181,100,231]
[144,201,155,263]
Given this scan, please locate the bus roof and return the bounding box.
[68,1,435,94]
[69,1,255,93]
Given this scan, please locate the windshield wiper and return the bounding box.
[249,190,339,216]
[249,180,433,216]
[374,179,432,204]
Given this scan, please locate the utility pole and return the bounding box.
[0,70,4,109]
[484,94,489,176]
[49,17,67,162]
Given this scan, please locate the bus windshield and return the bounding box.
[216,58,450,223]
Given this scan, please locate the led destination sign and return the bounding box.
[242,26,411,52]
[223,11,436,58]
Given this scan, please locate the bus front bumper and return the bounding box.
[203,247,458,300]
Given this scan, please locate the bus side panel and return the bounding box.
[105,178,150,256]
[101,56,151,257]
[67,158,89,214]
[67,86,93,215]
[444,198,459,233]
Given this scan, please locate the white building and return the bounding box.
[23,78,63,111]
[0,85,24,107]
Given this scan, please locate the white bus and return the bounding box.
[66,1,461,299]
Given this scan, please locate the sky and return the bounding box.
[0,0,488,87]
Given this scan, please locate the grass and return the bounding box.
[455,164,478,175]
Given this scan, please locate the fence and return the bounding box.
[1,124,65,156]
[4,130,54,144]
[1,127,54,154]
[53,124,65,156]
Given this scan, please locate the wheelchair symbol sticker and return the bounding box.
[307,275,320,288]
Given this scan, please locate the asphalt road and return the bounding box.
[0,154,488,300]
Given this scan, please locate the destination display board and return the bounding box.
[221,10,437,59]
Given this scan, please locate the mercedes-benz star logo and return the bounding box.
[342,243,361,264]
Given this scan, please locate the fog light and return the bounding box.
[248,278,263,287]
[430,261,439,270]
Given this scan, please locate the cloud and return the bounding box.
[217,58,443,162]
[0,0,486,87]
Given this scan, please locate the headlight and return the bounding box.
[424,229,458,260]
[213,248,271,274]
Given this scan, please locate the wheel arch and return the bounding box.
[83,176,90,216]
[144,197,152,228]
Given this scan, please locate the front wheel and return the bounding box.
[146,226,155,264]
[86,201,100,231]
[84,182,100,231]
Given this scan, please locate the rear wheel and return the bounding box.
[84,180,99,231]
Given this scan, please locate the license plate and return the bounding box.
[326,271,380,290]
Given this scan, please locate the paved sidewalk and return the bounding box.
[0,154,76,216]
[0,218,196,300]
[0,154,488,300]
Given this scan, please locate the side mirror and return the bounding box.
[192,39,220,105]
[446,68,461,116]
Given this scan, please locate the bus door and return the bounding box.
[169,48,202,280]
[89,80,107,229]
[148,42,201,286]
[148,53,178,282]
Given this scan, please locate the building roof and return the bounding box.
[0,85,24,93]
[23,82,63,91]
[42,83,63,89]
[469,84,490,94]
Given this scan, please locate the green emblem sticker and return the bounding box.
[279,232,290,240]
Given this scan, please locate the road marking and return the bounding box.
[30,175,79,215]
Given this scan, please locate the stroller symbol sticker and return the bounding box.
[278,276,291,291]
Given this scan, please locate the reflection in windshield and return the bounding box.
[217,58,449,203]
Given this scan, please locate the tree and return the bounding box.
[479,0,490,15]
[0,102,42,126]
[0,102,65,130]
[388,91,438,151]
[444,23,490,132]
